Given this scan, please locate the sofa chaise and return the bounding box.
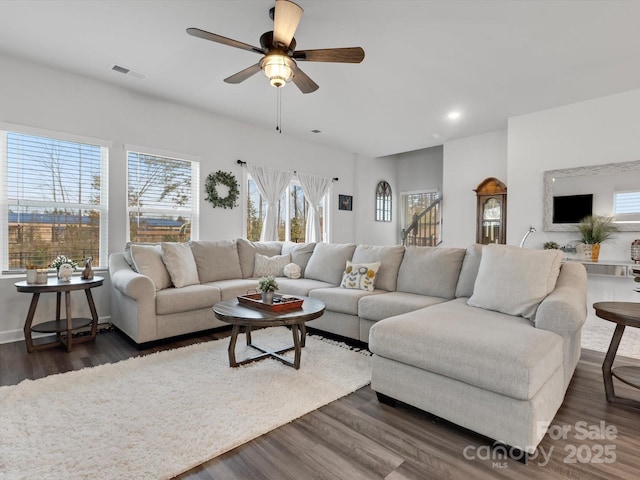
[108,239,587,456]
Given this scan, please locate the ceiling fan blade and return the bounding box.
[186,27,264,54]
[224,63,262,84]
[292,67,319,94]
[293,47,365,63]
[273,0,303,48]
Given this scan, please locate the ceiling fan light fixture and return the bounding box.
[261,54,295,88]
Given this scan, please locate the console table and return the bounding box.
[15,276,104,353]
[593,301,640,408]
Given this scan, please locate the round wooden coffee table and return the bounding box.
[593,301,640,408]
[213,296,325,369]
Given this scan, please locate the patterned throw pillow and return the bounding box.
[253,253,291,277]
[340,261,381,292]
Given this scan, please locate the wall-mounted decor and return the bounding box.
[205,170,239,209]
[339,194,353,211]
[375,180,392,222]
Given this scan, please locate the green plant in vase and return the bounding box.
[575,215,616,262]
[258,275,279,304]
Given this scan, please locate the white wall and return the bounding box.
[442,130,508,247]
[353,155,398,245]
[0,52,379,343]
[507,88,640,257]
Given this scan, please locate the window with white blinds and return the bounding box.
[0,129,109,271]
[127,149,199,243]
[613,191,640,221]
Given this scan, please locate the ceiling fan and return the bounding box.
[186,0,365,94]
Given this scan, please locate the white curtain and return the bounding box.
[248,164,293,241]
[297,172,332,242]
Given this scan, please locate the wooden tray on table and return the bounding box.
[237,293,304,312]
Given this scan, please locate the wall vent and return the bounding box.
[110,64,147,79]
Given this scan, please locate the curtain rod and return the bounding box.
[236,159,338,181]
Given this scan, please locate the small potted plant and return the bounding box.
[576,215,616,262]
[258,275,279,304]
[543,241,559,250]
[49,255,79,278]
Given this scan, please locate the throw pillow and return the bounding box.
[467,244,563,320]
[161,242,200,288]
[351,244,405,292]
[305,242,357,284]
[253,253,291,277]
[237,238,283,278]
[283,263,301,279]
[281,241,316,275]
[189,240,243,282]
[340,260,381,292]
[130,244,172,291]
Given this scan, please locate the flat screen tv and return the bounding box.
[553,194,593,224]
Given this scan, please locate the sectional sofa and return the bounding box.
[108,238,587,456]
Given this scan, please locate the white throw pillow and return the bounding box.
[161,242,200,288]
[253,253,291,277]
[340,261,381,292]
[130,244,172,291]
[283,263,301,279]
[467,244,563,320]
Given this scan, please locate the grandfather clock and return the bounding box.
[474,177,507,245]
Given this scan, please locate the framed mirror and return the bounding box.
[543,160,640,231]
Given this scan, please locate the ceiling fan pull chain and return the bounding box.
[276,87,283,134]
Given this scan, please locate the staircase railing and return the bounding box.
[401,196,442,246]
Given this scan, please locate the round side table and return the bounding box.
[15,276,104,353]
[593,301,640,409]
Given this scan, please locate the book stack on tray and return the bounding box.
[237,293,304,311]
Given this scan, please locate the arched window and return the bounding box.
[375,180,392,222]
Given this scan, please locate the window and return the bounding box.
[1,129,108,271]
[246,175,327,242]
[401,190,439,227]
[127,148,199,243]
[375,181,392,222]
[613,191,640,222]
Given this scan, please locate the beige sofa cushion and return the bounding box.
[468,244,563,320]
[156,284,221,315]
[189,240,243,282]
[130,244,172,291]
[455,243,483,298]
[358,292,448,322]
[310,287,382,316]
[351,244,405,292]
[161,242,200,288]
[369,298,564,400]
[281,241,316,275]
[305,242,356,285]
[396,246,466,299]
[236,238,282,278]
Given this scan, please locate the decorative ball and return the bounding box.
[283,263,301,279]
[58,263,74,282]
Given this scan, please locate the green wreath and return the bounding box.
[205,170,239,209]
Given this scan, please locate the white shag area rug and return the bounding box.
[582,313,640,360]
[0,328,371,480]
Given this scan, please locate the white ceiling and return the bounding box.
[1,0,640,158]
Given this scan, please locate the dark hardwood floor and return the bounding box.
[2,328,640,479]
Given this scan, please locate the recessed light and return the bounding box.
[447,111,461,120]
[310,129,322,134]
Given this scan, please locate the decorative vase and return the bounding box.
[589,244,601,262]
[261,291,274,304]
